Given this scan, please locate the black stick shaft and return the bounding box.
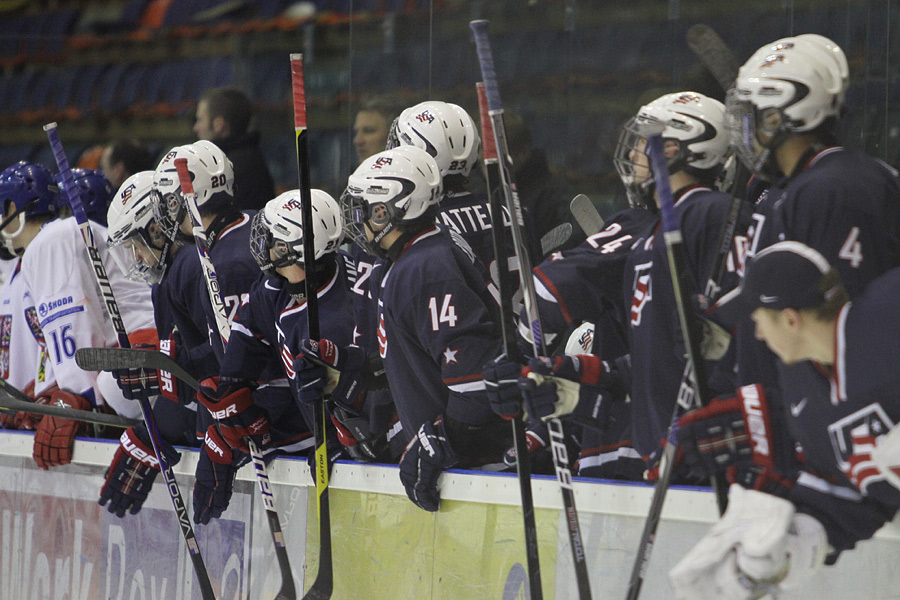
[471,20,592,600]
[291,53,333,600]
[477,81,544,600]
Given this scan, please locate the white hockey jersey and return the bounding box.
[21,217,154,406]
[0,259,54,393]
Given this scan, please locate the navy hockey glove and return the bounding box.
[676,384,795,496]
[399,416,460,512]
[299,338,381,411]
[502,420,549,469]
[482,354,523,420]
[518,355,614,424]
[293,355,328,405]
[197,379,271,454]
[193,425,247,525]
[99,425,180,518]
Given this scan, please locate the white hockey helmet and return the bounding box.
[250,189,344,276]
[341,146,442,256]
[386,101,480,182]
[748,34,848,97]
[107,171,177,284]
[727,40,844,181]
[151,140,234,241]
[614,91,728,209]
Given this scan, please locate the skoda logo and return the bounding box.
[38,303,48,317]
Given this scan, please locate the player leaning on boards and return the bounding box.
[0,162,60,433]
[99,171,202,518]
[670,242,900,599]
[152,141,307,525]
[18,162,155,469]
[340,146,510,511]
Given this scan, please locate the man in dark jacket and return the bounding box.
[194,87,276,211]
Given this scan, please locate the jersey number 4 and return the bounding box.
[839,227,863,268]
[428,294,458,330]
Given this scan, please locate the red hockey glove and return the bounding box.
[197,379,271,453]
[33,389,91,470]
[193,425,248,525]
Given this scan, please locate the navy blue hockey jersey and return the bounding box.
[776,268,900,554]
[377,225,503,438]
[626,186,750,456]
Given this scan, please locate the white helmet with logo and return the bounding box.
[107,171,178,284]
[614,91,728,209]
[387,101,480,182]
[250,189,344,276]
[151,140,234,241]
[341,146,442,257]
[727,41,843,180]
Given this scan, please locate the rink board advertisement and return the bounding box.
[2,435,900,599]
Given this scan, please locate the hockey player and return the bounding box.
[725,35,900,393]
[669,242,900,599]
[387,100,542,281]
[18,163,154,470]
[151,141,305,524]
[494,92,749,475]
[99,171,202,518]
[0,162,59,431]
[231,190,398,464]
[341,146,509,511]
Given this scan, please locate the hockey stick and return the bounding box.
[76,347,198,389]
[471,21,593,600]
[0,379,140,428]
[173,159,297,600]
[686,24,739,92]
[623,127,729,600]
[685,23,750,304]
[42,122,218,600]
[540,222,573,256]
[477,80,544,600]
[569,194,606,236]
[291,53,333,600]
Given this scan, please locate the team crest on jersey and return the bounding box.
[828,403,895,492]
[630,262,653,326]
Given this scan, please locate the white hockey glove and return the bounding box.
[669,484,829,600]
[872,422,900,491]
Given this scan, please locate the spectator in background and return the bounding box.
[353,95,403,165]
[194,87,275,211]
[505,112,584,247]
[99,138,154,190]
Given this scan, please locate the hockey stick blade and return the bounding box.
[75,347,200,390]
[569,194,605,235]
[0,390,140,428]
[686,24,739,91]
[540,222,573,255]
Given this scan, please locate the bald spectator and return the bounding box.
[99,138,154,190]
[353,95,403,164]
[194,87,275,211]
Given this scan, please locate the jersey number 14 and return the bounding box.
[428,294,458,330]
